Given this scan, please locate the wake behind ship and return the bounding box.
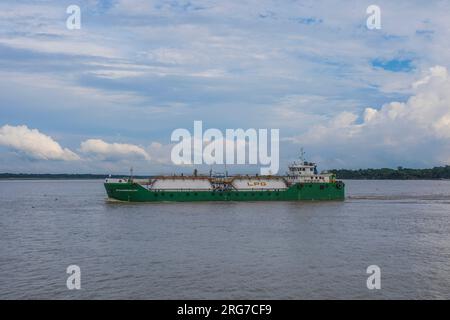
[104,158,345,202]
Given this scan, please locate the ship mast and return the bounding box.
[300,148,305,163]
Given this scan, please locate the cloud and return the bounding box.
[286,66,450,168]
[412,65,448,88]
[0,37,119,59]
[2,1,450,172]
[80,139,151,161]
[0,124,80,161]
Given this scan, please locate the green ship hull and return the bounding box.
[104,181,345,202]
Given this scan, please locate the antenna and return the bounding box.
[129,167,133,182]
[300,148,305,162]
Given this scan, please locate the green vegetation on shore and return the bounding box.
[0,173,147,180]
[330,166,450,180]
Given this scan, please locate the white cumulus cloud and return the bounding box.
[80,139,151,161]
[0,124,80,161]
[287,66,450,168]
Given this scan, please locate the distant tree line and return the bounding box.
[0,173,148,180]
[330,166,450,180]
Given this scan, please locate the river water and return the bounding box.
[1,179,449,299]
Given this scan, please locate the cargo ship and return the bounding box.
[104,157,345,202]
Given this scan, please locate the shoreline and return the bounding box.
[1,176,450,181]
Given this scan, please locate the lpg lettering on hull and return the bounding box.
[247,181,267,187]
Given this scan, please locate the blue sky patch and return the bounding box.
[371,58,414,72]
[293,17,323,25]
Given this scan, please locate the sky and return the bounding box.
[1,0,450,174]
